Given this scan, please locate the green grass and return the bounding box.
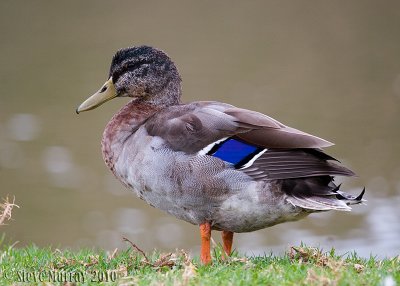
[0,241,398,286]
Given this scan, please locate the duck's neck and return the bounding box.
[143,76,182,107]
[101,99,161,171]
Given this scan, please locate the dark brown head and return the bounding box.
[77,46,182,113]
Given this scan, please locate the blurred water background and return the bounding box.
[0,1,399,258]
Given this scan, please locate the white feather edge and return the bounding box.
[239,149,267,169]
[197,137,229,156]
[197,137,267,169]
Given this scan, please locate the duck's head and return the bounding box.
[76,46,181,113]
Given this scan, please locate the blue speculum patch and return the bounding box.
[209,138,260,166]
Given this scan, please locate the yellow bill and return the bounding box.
[76,77,117,114]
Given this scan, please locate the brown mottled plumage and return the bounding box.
[77,46,365,264]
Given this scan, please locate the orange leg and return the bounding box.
[222,230,234,257]
[199,222,212,264]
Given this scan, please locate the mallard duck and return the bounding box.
[77,46,365,264]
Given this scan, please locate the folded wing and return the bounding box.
[145,101,333,154]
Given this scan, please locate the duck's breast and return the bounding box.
[112,127,305,230]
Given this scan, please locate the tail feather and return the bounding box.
[336,187,366,206]
[282,177,365,211]
[287,195,351,211]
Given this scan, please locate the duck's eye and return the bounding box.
[100,86,107,93]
